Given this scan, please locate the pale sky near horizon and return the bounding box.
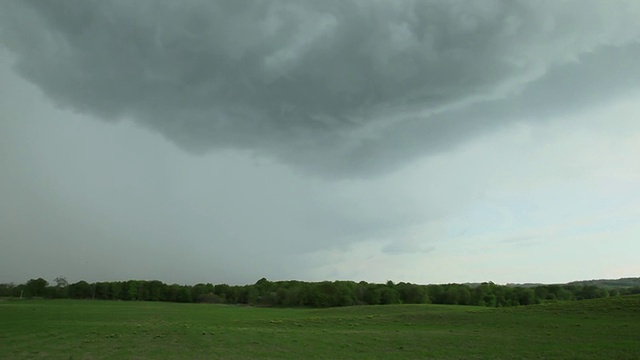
[1,1,640,286]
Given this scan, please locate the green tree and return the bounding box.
[68,281,92,299]
[0,283,16,297]
[515,287,536,305]
[126,280,139,301]
[50,276,69,298]
[379,286,400,305]
[94,282,109,300]
[396,282,428,304]
[54,276,68,288]
[26,278,48,297]
[147,280,166,301]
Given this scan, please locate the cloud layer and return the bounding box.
[2,0,640,177]
[1,42,640,285]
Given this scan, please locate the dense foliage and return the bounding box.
[1,277,639,308]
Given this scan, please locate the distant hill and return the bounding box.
[504,283,544,288]
[566,277,640,289]
[503,277,640,289]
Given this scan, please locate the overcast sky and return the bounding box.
[1,1,640,286]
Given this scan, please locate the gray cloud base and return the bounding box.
[2,0,640,177]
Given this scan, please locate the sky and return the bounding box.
[1,1,640,286]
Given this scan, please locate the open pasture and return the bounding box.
[1,295,639,359]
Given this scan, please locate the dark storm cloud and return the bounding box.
[2,0,640,176]
[328,42,640,175]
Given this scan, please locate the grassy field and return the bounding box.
[1,295,639,359]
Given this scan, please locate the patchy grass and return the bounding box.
[1,295,639,359]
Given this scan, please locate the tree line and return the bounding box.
[1,277,639,308]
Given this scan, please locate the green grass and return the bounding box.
[1,295,639,359]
